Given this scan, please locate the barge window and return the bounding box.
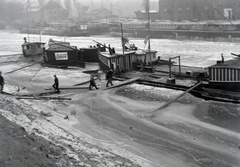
[234,69,237,81]
[153,54,156,58]
[219,68,223,81]
[217,68,220,81]
[226,69,229,81]
[223,68,227,81]
[212,68,215,81]
[232,69,235,81]
[228,69,231,81]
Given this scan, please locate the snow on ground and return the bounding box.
[0,55,153,166]
[1,57,240,166]
[0,90,150,167]
[1,31,240,166]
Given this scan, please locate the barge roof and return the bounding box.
[100,50,136,58]
[209,58,240,69]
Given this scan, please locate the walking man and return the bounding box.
[52,75,60,93]
[106,68,113,87]
[89,73,98,90]
[0,71,4,93]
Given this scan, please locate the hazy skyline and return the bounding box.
[2,0,159,17]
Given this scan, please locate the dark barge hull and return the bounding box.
[137,79,240,104]
[110,27,240,40]
[203,82,240,92]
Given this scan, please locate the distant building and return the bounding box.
[137,0,240,21]
[158,0,214,21]
[43,0,68,21]
[73,2,89,20]
[21,0,68,26]
[87,8,112,20]
[135,10,159,21]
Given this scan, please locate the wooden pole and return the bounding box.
[16,96,71,100]
[27,0,30,42]
[121,23,124,55]
[147,0,151,52]
[178,56,181,77]
[169,58,172,78]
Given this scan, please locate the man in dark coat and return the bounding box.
[89,73,98,90]
[106,68,113,87]
[0,71,4,93]
[52,75,60,93]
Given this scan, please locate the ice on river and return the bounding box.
[1,29,240,67]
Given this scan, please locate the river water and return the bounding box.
[1,29,240,67]
[0,29,240,133]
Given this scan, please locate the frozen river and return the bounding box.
[1,29,240,166]
[1,29,240,133]
[1,29,240,67]
[1,29,240,132]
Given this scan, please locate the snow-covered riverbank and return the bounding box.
[0,53,240,166]
[1,31,240,166]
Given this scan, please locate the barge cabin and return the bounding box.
[98,48,136,72]
[133,49,157,72]
[22,38,45,57]
[124,43,157,72]
[207,57,240,91]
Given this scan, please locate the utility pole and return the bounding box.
[147,0,151,52]
[171,0,175,21]
[121,23,124,55]
[27,0,31,42]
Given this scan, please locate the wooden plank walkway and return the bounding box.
[45,86,89,90]
[18,90,57,97]
[103,77,141,90]
[16,96,71,101]
[73,78,99,86]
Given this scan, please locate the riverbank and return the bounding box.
[0,113,59,167]
[1,52,240,166]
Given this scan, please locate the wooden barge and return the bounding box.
[43,39,99,68]
[203,57,240,91]
[136,55,240,103]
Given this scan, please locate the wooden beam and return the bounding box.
[73,78,99,86]
[20,90,57,97]
[59,86,89,90]
[150,81,203,116]
[5,62,40,74]
[45,86,89,90]
[103,77,141,90]
[16,96,71,100]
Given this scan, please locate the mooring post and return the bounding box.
[169,57,172,78]
[178,56,181,77]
